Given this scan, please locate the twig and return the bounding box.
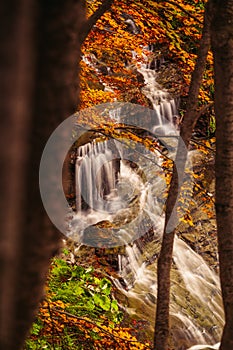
[190,138,215,153]
[47,302,58,350]
[196,101,214,119]
[160,0,203,25]
[45,305,151,348]
[82,124,174,163]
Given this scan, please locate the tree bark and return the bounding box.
[211,1,233,348]
[0,1,85,349]
[154,2,213,349]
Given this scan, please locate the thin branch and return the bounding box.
[190,138,215,152]
[47,302,58,350]
[46,306,151,348]
[196,101,214,120]
[163,0,203,25]
[193,181,215,205]
[83,122,174,156]
[135,0,203,25]
[78,125,173,169]
[80,0,114,44]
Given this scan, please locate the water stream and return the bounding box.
[69,48,223,349]
[69,126,223,349]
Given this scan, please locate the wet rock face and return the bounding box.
[177,149,218,271]
[156,61,183,96]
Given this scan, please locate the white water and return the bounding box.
[134,47,179,131]
[173,237,224,327]
[71,134,223,348]
[109,135,223,348]
[76,141,117,213]
[70,145,151,246]
[187,343,220,350]
[114,195,223,348]
[71,129,222,347]
[71,48,224,349]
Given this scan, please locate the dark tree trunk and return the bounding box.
[0,1,85,349]
[154,2,213,349]
[211,1,233,348]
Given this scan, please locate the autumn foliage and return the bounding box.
[25,258,151,349]
[25,0,216,348]
[79,0,215,226]
[81,0,213,109]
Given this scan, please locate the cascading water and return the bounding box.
[139,67,178,126]
[70,116,223,349]
[133,46,180,131]
[115,229,223,349]
[76,140,118,213]
[71,133,153,246]
[69,47,223,349]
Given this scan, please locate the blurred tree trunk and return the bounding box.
[0,1,85,349]
[211,1,233,349]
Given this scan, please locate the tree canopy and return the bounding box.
[81,0,213,109]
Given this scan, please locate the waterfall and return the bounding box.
[76,140,118,213]
[71,128,223,348]
[70,46,222,349]
[134,46,180,131]
[72,139,154,245]
[115,229,223,348]
[83,46,180,131]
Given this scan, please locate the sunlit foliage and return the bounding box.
[26,1,216,348]
[25,258,151,349]
[81,0,213,108]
